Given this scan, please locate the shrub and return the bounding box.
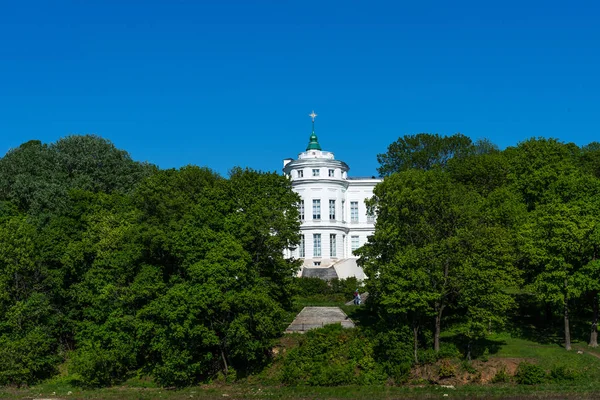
[372,328,413,383]
[549,365,578,382]
[295,277,330,296]
[71,344,135,387]
[281,324,386,386]
[491,367,511,383]
[461,360,477,374]
[438,342,461,359]
[386,362,412,384]
[294,277,361,299]
[330,277,359,298]
[515,362,546,385]
[0,329,59,386]
[417,349,438,365]
[438,359,456,379]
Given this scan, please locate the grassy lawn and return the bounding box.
[4,380,600,399]
[493,333,600,371]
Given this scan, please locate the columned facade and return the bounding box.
[283,113,380,279]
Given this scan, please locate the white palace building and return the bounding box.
[282,112,381,280]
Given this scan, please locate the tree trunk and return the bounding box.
[466,340,472,361]
[590,291,599,348]
[413,322,419,364]
[564,284,571,351]
[221,347,229,375]
[434,303,445,352]
[434,261,450,352]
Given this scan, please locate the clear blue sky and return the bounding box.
[1,0,599,177]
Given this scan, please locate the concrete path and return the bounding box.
[285,307,355,333]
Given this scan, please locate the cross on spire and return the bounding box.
[306,110,322,151]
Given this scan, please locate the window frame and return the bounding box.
[330,234,337,257]
[299,235,305,258]
[351,235,360,252]
[329,199,336,220]
[312,199,321,220]
[313,234,321,257]
[299,200,305,220]
[350,201,359,222]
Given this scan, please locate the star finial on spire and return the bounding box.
[306,110,322,151]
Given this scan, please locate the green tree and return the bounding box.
[504,138,579,211]
[359,167,520,359]
[447,149,510,195]
[376,133,474,176]
[0,135,155,216]
[130,166,300,385]
[519,173,600,351]
[577,259,600,347]
[0,216,60,385]
[579,142,600,178]
[453,224,520,359]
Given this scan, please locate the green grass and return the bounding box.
[4,381,600,399]
[492,332,600,377]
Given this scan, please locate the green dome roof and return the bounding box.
[306,131,322,151]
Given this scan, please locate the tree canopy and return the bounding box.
[0,137,301,387]
[364,135,600,359]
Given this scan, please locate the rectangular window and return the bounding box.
[312,169,320,177]
[312,199,321,220]
[342,200,345,222]
[367,213,375,223]
[328,169,335,177]
[313,234,321,257]
[299,200,304,220]
[351,235,360,251]
[351,201,359,222]
[329,199,335,220]
[299,235,305,258]
[330,234,336,257]
[298,170,303,178]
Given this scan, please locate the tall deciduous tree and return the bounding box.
[376,133,474,176]
[0,135,155,216]
[519,171,600,351]
[359,168,518,358]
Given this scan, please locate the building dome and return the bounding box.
[306,132,322,151]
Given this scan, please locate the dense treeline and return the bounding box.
[359,133,600,366]
[3,133,600,388]
[0,135,301,386]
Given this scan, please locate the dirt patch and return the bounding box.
[574,345,600,359]
[411,357,535,386]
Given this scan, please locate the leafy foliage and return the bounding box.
[376,133,474,176]
[4,133,600,389]
[515,362,546,385]
[294,277,359,299]
[0,138,301,387]
[549,365,579,382]
[0,135,155,216]
[491,367,511,383]
[281,324,386,386]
